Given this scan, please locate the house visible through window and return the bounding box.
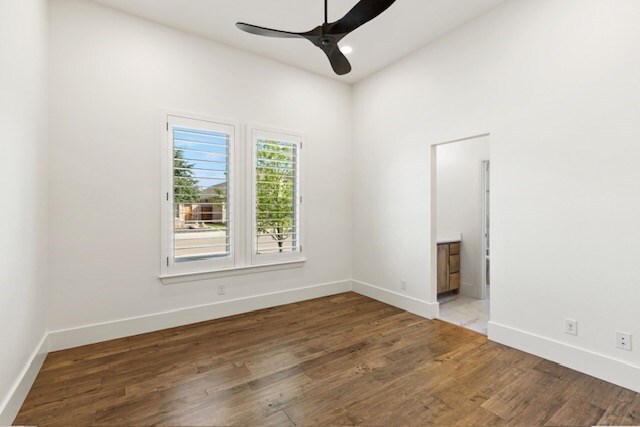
[162,115,303,277]
[173,126,231,262]
[162,115,236,275]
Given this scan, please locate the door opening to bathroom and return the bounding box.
[433,135,490,334]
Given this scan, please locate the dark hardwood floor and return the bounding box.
[15,292,640,426]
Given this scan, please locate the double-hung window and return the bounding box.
[161,115,303,278]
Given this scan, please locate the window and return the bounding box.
[250,128,302,265]
[161,115,303,277]
[162,115,237,275]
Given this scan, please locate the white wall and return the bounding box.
[0,0,49,421]
[10,0,640,407]
[437,137,489,298]
[48,0,352,335]
[353,0,640,390]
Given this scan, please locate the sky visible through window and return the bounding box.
[170,126,299,261]
[173,126,231,262]
[173,127,229,188]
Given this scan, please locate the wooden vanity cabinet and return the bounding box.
[437,241,461,294]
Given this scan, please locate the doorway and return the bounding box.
[432,134,490,334]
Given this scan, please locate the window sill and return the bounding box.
[159,258,306,285]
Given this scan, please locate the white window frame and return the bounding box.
[248,126,304,267]
[161,114,240,276]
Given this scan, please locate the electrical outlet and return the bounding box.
[616,331,632,351]
[401,280,407,291]
[218,284,226,295]
[565,318,577,336]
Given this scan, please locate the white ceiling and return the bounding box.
[90,0,506,83]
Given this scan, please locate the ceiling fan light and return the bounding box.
[340,45,353,55]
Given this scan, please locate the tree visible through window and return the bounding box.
[172,126,230,262]
[256,139,298,254]
[173,149,200,204]
[163,116,303,275]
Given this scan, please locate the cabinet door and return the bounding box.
[449,254,460,274]
[437,244,450,293]
[449,272,460,291]
[449,242,461,255]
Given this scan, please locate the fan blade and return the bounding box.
[329,0,396,35]
[324,47,352,75]
[236,23,305,39]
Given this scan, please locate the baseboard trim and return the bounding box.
[352,280,438,319]
[6,285,639,425]
[0,334,48,425]
[48,280,352,352]
[488,321,640,393]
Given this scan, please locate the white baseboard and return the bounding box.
[488,321,640,393]
[0,334,49,426]
[11,283,638,425]
[49,278,440,353]
[352,280,438,319]
[48,280,351,352]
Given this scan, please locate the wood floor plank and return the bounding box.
[597,392,640,425]
[14,292,640,426]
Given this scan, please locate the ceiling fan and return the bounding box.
[236,0,397,76]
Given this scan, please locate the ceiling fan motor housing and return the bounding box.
[319,35,335,46]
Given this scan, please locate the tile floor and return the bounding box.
[438,291,489,334]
